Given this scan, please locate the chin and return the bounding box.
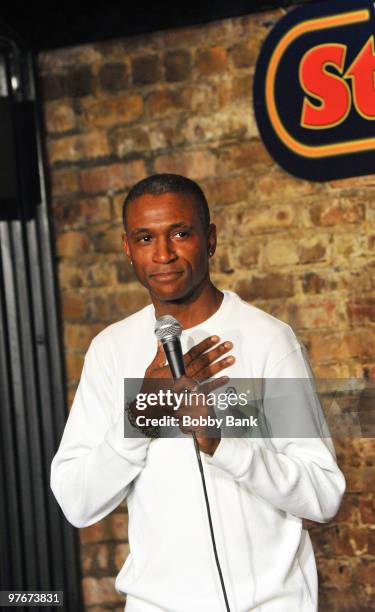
[150,283,194,303]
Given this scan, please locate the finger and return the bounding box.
[187,341,233,378]
[154,340,167,368]
[195,355,235,382]
[173,375,198,393]
[199,375,229,394]
[183,335,220,367]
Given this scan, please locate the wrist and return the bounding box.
[197,436,221,456]
[126,400,160,439]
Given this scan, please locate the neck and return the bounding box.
[152,280,224,330]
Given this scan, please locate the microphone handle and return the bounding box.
[162,338,185,380]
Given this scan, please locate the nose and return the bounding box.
[152,236,177,264]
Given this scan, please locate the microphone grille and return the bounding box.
[154,315,182,342]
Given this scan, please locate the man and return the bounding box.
[51,173,345,612]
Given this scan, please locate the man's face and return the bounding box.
[123,192,216,302]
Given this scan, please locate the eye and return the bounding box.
[173,230,190,239]
[137,235,152,243]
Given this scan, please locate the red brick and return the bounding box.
[110,512,129,540]
[154,150,216,180]
[318,587,362,612]
[352,558,375,587]
[87,292,116,321]
[81,543,110,573]
[53,201,82,232]
[216,141,272,173]
[90,226,123,255]
[113,192,127,223]
[237,242,260,267]
[80,197,112,223]
[80,511,128,544]
[116,259,136,284]
[62,292,86,320]
[82,576,124,606]
[236,274,294,301]
[115,543,130,571]
[347,298,375,324]
[301,272,326,295]
[147,89,191,117]
[182,109,255,145]
[57,231,90,257]
[334,494,360,523]
[67,384,78,409]
[58,262,84,289]
[115,289,151,317]
[369,528,375,554]
[232,204,296,236]
[288,301,338,331]
[310,201,365,226]
[44,99,76,133]
[160,23,220,48]
[40,73,65,101]
[99,62,129,92]
[64,324,104,352]
[345,467,375,493]
[310,330,375,363]
[132,54,162,85]
[85,261,118,286]
[65,352,84,382]
[264,239,299,266]
[80,521,108,545]
[201,175,248,206]
[80,161,146,194]
[82,94,144,128]
[368,234,375,250]
[39,45,101,70]
[329,174,375,188]
[358,497,375,524]
[317,558,353,588]
[50,167,79,196]
[231,75,253,102]
[254,169,316,201]
[164,49,192,82]
[299,238,327,263]
[230,40,259,68]
[48,131,109,164]
[196,46,228,75]
[64,66,94,98]
[111,126,151,156]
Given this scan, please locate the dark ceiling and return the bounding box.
[0,0,313,52]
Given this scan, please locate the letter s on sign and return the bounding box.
[299,43,351,129]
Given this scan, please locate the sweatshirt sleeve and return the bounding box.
[50,334,151,528]
[204,329,346,523]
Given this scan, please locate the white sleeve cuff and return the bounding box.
[204,437,254,478]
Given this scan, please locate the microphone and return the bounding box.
[154,315,185,380]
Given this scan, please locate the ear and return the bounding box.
[207,223,217,257]
[122,232,132,262]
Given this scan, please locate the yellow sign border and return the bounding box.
[265,9,372,158]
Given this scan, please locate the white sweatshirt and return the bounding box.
[50,290,345,612]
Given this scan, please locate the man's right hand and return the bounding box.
[129,335,235,421]
[146,335,235,382]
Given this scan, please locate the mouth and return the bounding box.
[149,271,184,282]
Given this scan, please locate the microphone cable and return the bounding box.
[191,430,231,612]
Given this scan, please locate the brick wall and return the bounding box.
[38,7,375,610]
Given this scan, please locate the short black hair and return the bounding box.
[122,173,210,231]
